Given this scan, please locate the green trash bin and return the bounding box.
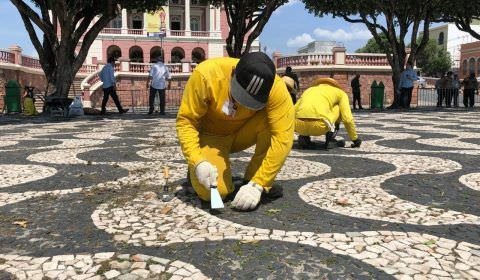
[370,81,385,109]
[5,80,21,113]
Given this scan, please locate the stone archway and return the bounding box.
[150,46,164,63]
[191,47,205,63]
[106,45,122,60]
[129,46,144,63]
[171,47,185,63]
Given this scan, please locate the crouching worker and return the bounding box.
[176,52,295,211]
[295,78,362,149]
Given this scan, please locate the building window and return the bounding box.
[191,0,199,4]
[171,15,181,30]
[129,46,144,63]
[469,57,475,75]
[107,45,122,60]
[463,60,468,76]
[110,15,122,28]
[171,47,185,63]
[132,14,143,29]
[438,32,444,45]
[191,16,200,31]
[477,59,480,77]
[192,47,205,63]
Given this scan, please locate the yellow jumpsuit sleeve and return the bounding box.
[338,91,358,141]
[176,70,210,167]
[250,77,295,189]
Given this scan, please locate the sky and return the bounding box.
[0,0,373,58]
[260,0,373,56]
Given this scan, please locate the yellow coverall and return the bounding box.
[176,57,295,201]
[295,78,358,141]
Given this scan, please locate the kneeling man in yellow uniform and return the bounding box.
[176,52,295,211]
[295,78,362,149]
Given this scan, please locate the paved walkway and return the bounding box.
[0,110,479,279]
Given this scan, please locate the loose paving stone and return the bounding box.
[1,111,480,279]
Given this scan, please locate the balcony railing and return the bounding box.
[191,31,210,37]
[170,30,186,36]
[100,28,122,34]
[129,62,197,73]
[276,54,334,68]
[128,29,144,35]
[21,55,42,69]
[79,64,99,73]
[0,50,15,64]
[345,53,389,66]
[277,53,390,68]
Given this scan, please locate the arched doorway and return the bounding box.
[106,45,122,60]
[192,47,205,63]
[150,46,164,62]
[171,47,185,63]
[129,46,144,63]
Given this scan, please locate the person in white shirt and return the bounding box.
[146,56,171,115]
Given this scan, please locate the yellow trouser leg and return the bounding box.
[295,105,340,136]
[189,134,235,201]
[189,110,271,200]
[230,110,273,190]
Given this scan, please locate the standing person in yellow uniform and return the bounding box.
[295,78,362,149]
[176,52,295,211]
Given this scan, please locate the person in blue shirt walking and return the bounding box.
[99,56,128,114]
[146,56,171,115]
[399,62,418,109]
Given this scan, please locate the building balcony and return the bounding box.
[99,28,220,38]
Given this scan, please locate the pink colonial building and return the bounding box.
[83,0,257,64]
[459,41,480,79]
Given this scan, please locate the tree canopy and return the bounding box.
[11,0,168,97]
[302,0,442,108]
[355,34,388,53]
[438,0,480,40]
[416,39,451,77]
[209,0,289,57]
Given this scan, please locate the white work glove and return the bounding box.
[231,182,264,210]
[195,161,218,190]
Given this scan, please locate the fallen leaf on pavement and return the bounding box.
[240,240,260,244]
[267,208,281,214]
[335,198,350,206]
[13,220,28,228]
[160,206,172,215]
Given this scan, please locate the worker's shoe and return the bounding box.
[324,131,338,149]
[298,135,314,149]
[351,138,362,148]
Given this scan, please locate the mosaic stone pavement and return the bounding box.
[1,111,480,280]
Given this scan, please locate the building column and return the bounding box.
[164,6,171,37]
[121,9,128,34]
[332,46,346,65]
[143,12,148,35]
[215,7,221,37]
[208,5,215,37]
[185,0,191,36]
[8,45,22,65]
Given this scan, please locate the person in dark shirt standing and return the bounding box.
[99,56,128,115]
[351,73,363,109]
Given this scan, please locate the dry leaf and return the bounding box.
[160,206,172,215]
[240,240,260,244]
[267,209,281,214]
[13,220,28,228]
[335,198,350,206]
